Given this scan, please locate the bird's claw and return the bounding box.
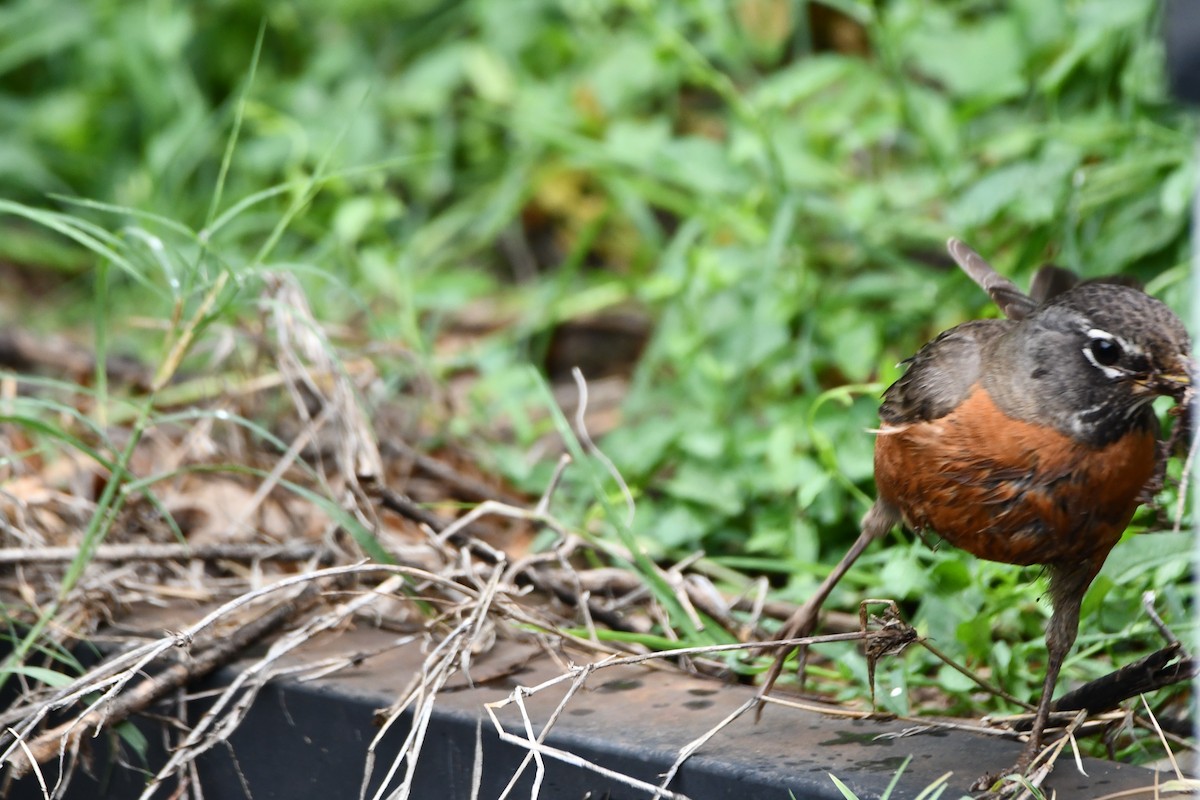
[970,754,1052,799]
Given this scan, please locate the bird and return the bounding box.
[759,238,1192,783]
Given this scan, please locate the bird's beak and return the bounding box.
[1130,353,1191,398]
[1172,353,1194,386]
[1141,354,1193,399]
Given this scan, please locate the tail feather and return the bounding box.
[946,238,1037,321]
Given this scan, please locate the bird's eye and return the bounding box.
[1090,337,1122,367]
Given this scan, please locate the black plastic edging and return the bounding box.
[8,620,1162,800]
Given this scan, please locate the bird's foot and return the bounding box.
[970,740,1060,798]
[973,708,1086,797]
[970,765,1050,800]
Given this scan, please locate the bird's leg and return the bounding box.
[973,566,1095,795]
[1017,627,1074,770]
[1015,565,1093,771]
[756,500,899,708]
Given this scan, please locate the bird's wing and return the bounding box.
[879,318,1012,424]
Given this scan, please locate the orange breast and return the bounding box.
[873,386,1155,569]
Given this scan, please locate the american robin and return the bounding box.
[760,239,1192,783]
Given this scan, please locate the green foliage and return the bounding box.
[828,754,953,800]
[0,0,1194,747]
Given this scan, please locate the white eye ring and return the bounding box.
[1082,329,1125,378]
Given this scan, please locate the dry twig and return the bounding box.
[2,582,322,779]
[0,542,328,566]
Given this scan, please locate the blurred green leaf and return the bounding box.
[904,15,1027,102]
[949,151,1078,229]
[664,462,744,517]
[2,665,75,687]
